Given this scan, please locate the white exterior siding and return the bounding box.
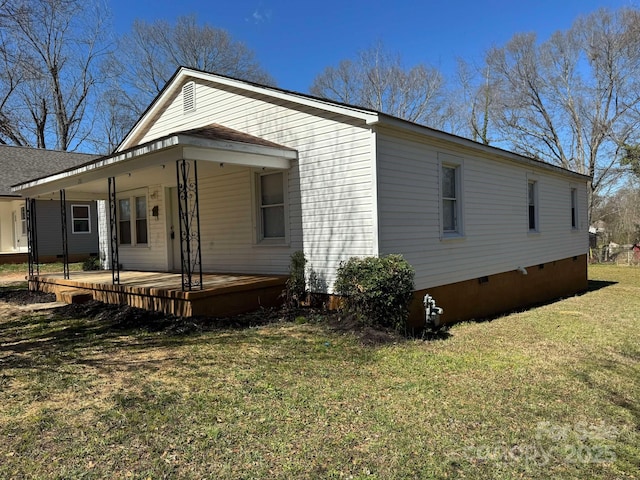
[376,127,589,290]
[0,200,17,252]
[194,166,300,275]
[122,78,376,289]
[116,185,169,271]
[2,199,27,252]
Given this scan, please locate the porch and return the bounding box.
[29,270,288,318]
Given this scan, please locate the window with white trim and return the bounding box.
[71,205,91,233]
[441,162,463,236]
[118,195,148,245]
[528,180,538,231]
[570,187,578,229]
[256,171,287,243]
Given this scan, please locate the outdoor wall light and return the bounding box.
[152,205,159,218]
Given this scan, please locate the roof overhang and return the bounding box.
[369,115,592,182]
[13,132,297,198]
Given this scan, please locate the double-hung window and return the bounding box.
[118,195,148,245]
[71,205,91,233]
[440,156,463,237]
[256,171,287,243]
[570,188,578,229]
[528,180,538,231]
[135,196,148,244]
[20,206,26,236]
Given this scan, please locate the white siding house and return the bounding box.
[14,67,590,325]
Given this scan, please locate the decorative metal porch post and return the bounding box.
[60,189,70,279]
[26,198,39,277]
[108,177,120,284]
[176,159,203,290]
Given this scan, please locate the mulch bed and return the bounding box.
[0,289,56,305]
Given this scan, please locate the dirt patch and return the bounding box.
[54,300,291,334]
[0,289,56,305]
[321,313,406,346]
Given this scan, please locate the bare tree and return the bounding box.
[484,8,640,220]
[107,15,275,123]
[593,180,640,244]
[0,0,110,151]
[310,43,447,129]
[448,59,498,145]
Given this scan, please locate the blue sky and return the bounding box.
[108,0,638,93]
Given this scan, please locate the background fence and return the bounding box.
[589,244,640,265]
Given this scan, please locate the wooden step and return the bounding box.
[55,287,93,304]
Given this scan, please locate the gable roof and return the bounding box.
[117,67,590,182]
[0,145,98,197]
[117,66,380,152]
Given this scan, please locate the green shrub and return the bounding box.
[334,254,415,330]
[285,251,307,307]
[82,256,101,271]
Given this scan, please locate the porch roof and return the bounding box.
[12,124,297,198]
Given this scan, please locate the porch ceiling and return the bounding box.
[12,128,297,200]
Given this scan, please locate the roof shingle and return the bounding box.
[0,145,98,196]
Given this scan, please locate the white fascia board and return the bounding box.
[370,115,592,182]
[182,147,291,170]
[176,134,297,160]
[25,191,107,202]
[119,67,379,151]
[13,138,182,195]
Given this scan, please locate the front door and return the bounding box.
[13,208,27,252]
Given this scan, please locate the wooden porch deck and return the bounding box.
[29,270,288,317]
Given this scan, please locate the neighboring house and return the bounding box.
[0,145,99,264]
[13,67,590,325]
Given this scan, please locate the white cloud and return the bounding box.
[247,6,272,24]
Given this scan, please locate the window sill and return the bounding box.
[254,238,290,247]
[441,232,465,242]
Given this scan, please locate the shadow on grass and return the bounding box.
[462,279,620,326]
[0,296,295,370]
[586,279,618,292]
[572,352,640,427]
[0,293,398,375]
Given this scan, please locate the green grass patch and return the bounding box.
[0,262,84,275]
[0,264,637,478]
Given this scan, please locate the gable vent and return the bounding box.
[182,81,195,113]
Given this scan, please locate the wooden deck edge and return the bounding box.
[28,273,288,318]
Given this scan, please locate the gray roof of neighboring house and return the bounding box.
[0,145,98,197]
